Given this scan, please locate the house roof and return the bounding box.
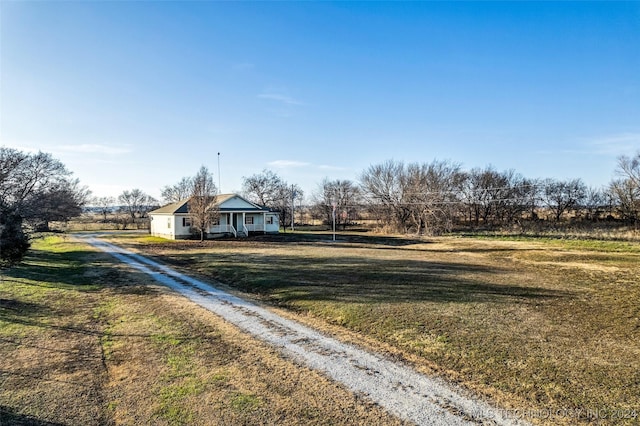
[150,198,190,214]
[149,193,273,215]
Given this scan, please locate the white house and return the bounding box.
[149,193,280,240]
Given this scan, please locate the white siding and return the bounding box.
[220,196,259,209]
[245,214,264,225]
[174,214,192,238]
[150,214,192,239]
[150,214,175,239]
[265,213,279,233]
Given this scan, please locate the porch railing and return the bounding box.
[244,224,265,232]
[209,224,236,237]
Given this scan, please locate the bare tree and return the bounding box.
[617,152,640,188]
[27,178,91,231]
[92,196,116,222]
[241,170,302,230]
[161,177,193,203]
[359,160,410,232]
[313,179,361,229]
[460,167,501,226]
[188,166,219,241]
[609,153,640,224]
[402,160,464,235]
[360,159,463,235]
[0,148,70,209]
[609,179,639,224]
[542,178,587,222]
[273,183,303,231]
[118,189,158,224]
[242,169,285,206]
[583,186,606,221]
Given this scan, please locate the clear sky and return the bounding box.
[2,1,639,201]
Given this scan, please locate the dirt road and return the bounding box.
[81,235,526,426]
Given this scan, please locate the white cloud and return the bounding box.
[268,160,311,168]
[587,133,640,156]
[257,88,304,106]
[56,144,132,155]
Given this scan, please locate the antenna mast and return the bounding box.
[217,152,221,194]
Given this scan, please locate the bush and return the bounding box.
[0,208,31,269]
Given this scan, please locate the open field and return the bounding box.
[105,231,640,425]
[0,236,404,425]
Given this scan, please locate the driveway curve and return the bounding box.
[80,235,527,426]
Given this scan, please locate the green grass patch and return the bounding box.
[465,233,640,253]
[230,392,261,412]
[156,378,205,425]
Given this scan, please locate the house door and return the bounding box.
[232,213,239,231]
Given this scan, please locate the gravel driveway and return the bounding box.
[81,235,527,426]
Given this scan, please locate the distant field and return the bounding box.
[108,231,640,425]
[0,236,402,425]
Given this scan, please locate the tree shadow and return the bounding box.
[254,232,428,247]
[0,406,66,426]
[0,298,51,318]
[2,248,161,296]
[2,248,104,290]
[166,251,569,305]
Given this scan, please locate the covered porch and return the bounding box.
[209,211,275,237]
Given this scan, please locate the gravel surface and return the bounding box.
[81,235,528,426]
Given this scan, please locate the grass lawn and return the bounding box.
[0,235,404,425]
[110,231,640,425]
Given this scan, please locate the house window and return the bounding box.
[167,218,171,229]
[182,217,191,227]
[266,216,274,225]
[245,216,254,225]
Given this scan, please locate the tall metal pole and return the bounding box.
[291,184,295,232]
[217,152,221,194]
[332,201,336,241]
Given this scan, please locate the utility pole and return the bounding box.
[332,200,336,241]
[291,184,295,232]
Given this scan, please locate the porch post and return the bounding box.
[242,212,246,231]
[263,212,266,233]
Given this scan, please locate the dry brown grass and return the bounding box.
[0,236,406,425]
[109,231,640,425]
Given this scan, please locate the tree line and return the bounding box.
[239,154,640,235]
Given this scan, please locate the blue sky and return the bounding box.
[2,1,639,201]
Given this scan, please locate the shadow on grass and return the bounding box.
[0,406,66,426]
[2,247,161,296]
[254,232,428,247]
[0,298,51,318]
[3,248,103,290]
[166,251,569,304]
[0,299,216,346]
